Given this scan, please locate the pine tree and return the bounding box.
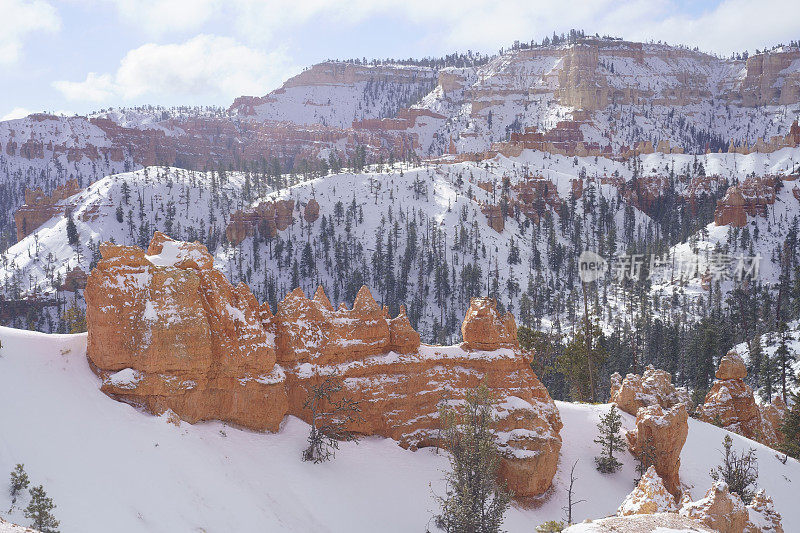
[433,385,510,533]
[775,322,797,402]
[24,485,59,533]
[556,321,607,402]
[66,214,79,246]
[9,464,29,504]
[779,391,800,459]
[594,405,625,473]
[710,434,759,504]
[302,375,363,463]
[63,300,86,334]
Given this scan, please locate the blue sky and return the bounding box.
[1,0,799,120]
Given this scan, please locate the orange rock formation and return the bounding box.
[225,199,296,245]
[610,365,691,416]
[626,404,688,498]
[696,351,785,447]
[14,178,81,241]
[85,232,288,431]
[85,234,563,497]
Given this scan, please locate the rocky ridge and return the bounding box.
[84,233,563,497]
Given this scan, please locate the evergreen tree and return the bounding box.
[594,405,625,473]
[710,434,758,504]
[433,385,510,533]
[779,391,800,459]
[24,485,59,533]
[774,322,797,402]
[302,375,363,463]
[66,214,79,246]
[9,463,29,504]
[556,321,607,402]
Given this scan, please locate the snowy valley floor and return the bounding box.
[0,326,798,532]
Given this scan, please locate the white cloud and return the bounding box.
[76,0,800,57]
[0,0,60,64]
[95,0,220,36]
[53,35,296,103]
[99,0,799,57]
[52,73,116,102]
[1,107,33,121]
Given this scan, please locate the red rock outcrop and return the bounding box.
[461,297,518,351]
[85,232,287,431]
[715,186,748,227]
[626,404,688,497]
[679,481,750,533]
[60,266,88,292]
[14,179,81,241]
[610,365,691,416]
[303,198,320,223]
[225,199,295,245]
[85,234,562,498]
[595,481,783,533]
[697,351,783,447]
[744,489,784,533]
[715,176,780,227]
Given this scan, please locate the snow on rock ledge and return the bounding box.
[85,234,563,497]
[617,466,679,516]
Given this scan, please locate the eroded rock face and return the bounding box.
[680,481,750,533]
[85,232,287,431]
[303,198,320,223]
[610,365,691,416]
[697,351,783,447]
[617,466,679,516]
[225,199,296,245]
[626,404,688,497]
[14,178,81,241]
[611,480,783,533]
[461,297,518,351]
[267,290,561,497]
[85,235,562,498]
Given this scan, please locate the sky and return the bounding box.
[1,0,799,121]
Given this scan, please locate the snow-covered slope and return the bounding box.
[4,144,800,338]
[0,326,797,532]
[231,62,438,128]
[407,41,800,155]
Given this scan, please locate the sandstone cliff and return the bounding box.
[85,231,288,431]
[626,404,688,497]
